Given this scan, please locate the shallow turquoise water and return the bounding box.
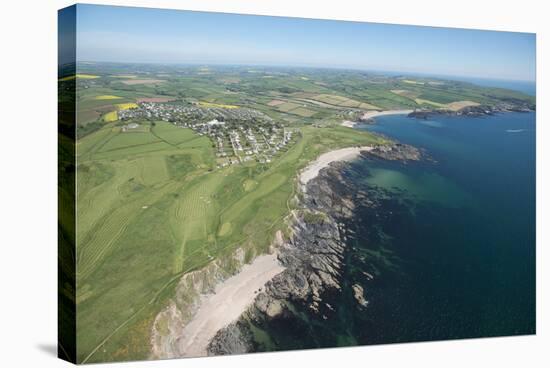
[351,111,536,342]
[250,111,536,350]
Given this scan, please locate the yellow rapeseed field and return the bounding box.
[102,103,138,122]
[116,103,139,110]
[59,74,100,82]
[103,111,118,122]
[94,95,123,100]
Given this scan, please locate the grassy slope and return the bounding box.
[72,66,534,363]
[75,119,386,363]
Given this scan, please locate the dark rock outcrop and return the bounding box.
[362,143,422,162]
[207,144,427,355]
[207,321,255,356]
[258,162,354,315]
[207,163,356,355]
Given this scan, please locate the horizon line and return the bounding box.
[74,60,536,83]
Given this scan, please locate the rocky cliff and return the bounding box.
[408,101,535,119]
[207,143,422,355]
[208,163,351,355]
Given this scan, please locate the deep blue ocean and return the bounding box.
[250,111,535,350]
[444,76,536,96]
[355,111,536,341]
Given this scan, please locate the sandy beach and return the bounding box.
[300,146,373,185]
[172,146,376,357]
[177,252,285,357]
[176,146,373,356]
[341,109,414,128]
[167,146,374,357]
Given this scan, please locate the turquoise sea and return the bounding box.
[251,111,536,350]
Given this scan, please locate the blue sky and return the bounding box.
[74,4,536,81]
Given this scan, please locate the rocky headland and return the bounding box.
[408,101,535,119]
[361,142,422,162]
[207,142,422,355]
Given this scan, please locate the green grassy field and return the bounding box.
[68,63,535,363]
[75,114,386,363]
[67,63,535,137]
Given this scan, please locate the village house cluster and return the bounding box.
[119,102,298,168]
[118,102,270,123]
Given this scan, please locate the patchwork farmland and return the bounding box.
[58,62,535,363]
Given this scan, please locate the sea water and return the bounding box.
[252,111,535,350]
